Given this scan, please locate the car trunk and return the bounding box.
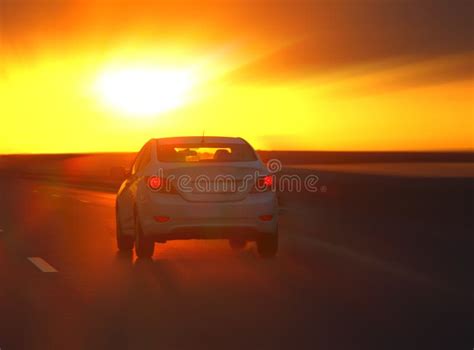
[162,164,261,202]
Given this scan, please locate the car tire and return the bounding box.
[256,233,278,258]
[229,239,247,251]
[135,216,155,259]
[116,210,134,251]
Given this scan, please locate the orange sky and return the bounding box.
[0,0,473,153]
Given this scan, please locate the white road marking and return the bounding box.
[79,199,90,203]
[27,257,58,273]
[51,194,61,198]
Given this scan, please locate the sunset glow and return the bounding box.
[0,1,472,153]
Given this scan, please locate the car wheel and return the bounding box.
[116,210,134,251]
[256,233,278,258]
[134,216,155,259]
[229,239,247,251]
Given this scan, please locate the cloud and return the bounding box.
[1,0,472,87]
[222,0,473,84]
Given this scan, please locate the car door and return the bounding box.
[116,142,149,236]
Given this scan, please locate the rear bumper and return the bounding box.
[137,191,278,240]
[149,227,273,243]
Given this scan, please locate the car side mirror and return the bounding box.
[110,166,129,180]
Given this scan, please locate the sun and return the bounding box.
[96,67,195,118]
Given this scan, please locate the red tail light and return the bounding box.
[251,175,274,193]
[263,175,273,187]
[147,176,162,191]
[154,215,170,223]
[146,176,177,193]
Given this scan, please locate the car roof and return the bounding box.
[155,136,247,145]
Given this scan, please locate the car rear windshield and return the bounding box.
[156,143,257,162]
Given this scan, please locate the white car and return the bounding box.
[116,136,278,259]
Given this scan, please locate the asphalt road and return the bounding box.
[0,175,472,350]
